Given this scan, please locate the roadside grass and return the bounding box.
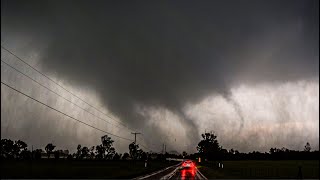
[1,159,177,178]
[197,160,319,179]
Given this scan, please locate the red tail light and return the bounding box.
[182,163,186,166]
[182,161,195,168]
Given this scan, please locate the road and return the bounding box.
[134,162,207,180]
[169,167,206,180]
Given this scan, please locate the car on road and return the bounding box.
[181,160,195,169]
[180,160,197,178]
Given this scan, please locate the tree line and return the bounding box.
[1,135,150,161]
[1,132,318,161]
[190,132,319,161]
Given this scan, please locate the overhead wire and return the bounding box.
[0,58,143,142]
[2,60,154,151]
[1,81,134,142]
[1,45,137,131]
[1,46,156,151]
[1,59,128,131]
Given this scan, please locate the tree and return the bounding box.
[15,140,27,153]
[76,144,82,159]
[63,150,69,158]
[89,146,95,159]
[45,143,56,159]
[75,145,90,159]
[136,149,144,160]
[140,151,147,160]
[81,146,89,159]
[34,149,43,159]
[304,142,311,152]
[99,135,116,159]
[20,149,32,160]
[1,139,16,159]
[14,140,29,159]
[122,152,130,160]
[269,148,275,154]
[129,142,139,160]
[54,150,60,159]
[229,149,235,154]
[101,135,116,159]
[95,144,105,159]
[67,154,73,160]
[101,135,113,147]
[182,151,188,158]
[196,132,221,160]
[221,148,228,154]
[106,147,116,160]
[1,139,29,159]
[113,153,121,160]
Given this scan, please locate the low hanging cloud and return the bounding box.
[1,0,319,153]
[185,80,319,152]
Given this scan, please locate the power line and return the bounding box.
[1,69,151,150]
[139,144,152,151]
[1,59,128,131]
[1,45,155,152]
[1,45,136,131]
[130,132,152,151]
[1,81,134,142]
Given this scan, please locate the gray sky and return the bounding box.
[1,0,319,153]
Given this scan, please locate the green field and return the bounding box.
[197,160,319,179]
[1,159,176,178]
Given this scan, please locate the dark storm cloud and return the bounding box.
[1,0,319,149]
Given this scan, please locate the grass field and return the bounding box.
[1,159,177,178]
[197,160,319,179]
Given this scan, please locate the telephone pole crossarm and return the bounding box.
[131,132,141,144]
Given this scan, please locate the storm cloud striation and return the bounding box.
[1,0,319,152]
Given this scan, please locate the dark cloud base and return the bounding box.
[1,0,318,151]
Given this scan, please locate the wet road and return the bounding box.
[169,167,206,180]
[134,164,207,180]
[134,163,181,180]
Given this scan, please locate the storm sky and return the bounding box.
[1,0,319,153]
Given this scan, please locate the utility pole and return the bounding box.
[131,132,141,144]
[131,132,141,164]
